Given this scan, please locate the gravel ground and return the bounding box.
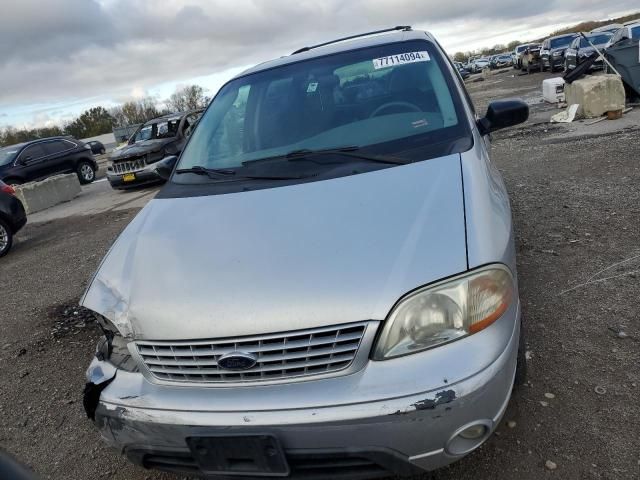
[0,69,638,480]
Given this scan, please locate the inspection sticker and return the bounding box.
[372,51,430,69]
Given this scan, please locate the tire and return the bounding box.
[77,161,96,184]
[527,64,532,74]
[0,218,13,257]
[514,320,528,388]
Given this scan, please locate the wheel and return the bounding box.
[100,148,105,155]
[540,63,544,73]
[527,64,532,74]
[514,320,528,388]
[77,161,96,184]
[0,218,13,257]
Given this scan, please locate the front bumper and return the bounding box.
[87,304,521,478]
[107,168,163,189]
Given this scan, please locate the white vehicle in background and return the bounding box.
[590,23,623,34]
[605,22,640,48]
[470,58,490,73]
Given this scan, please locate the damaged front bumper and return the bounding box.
[84,304,520,477]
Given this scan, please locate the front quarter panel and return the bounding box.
[461,129,516,275]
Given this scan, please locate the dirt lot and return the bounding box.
[1,69,639,480]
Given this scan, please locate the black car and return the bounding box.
[540,33,579,72]
[0,137,98,186]
[0,180,27,257]
[107,109,203,189]
[564,32,613,71]
[86,140,106,155]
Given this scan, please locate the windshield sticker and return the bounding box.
[372,51,430,69]
[412,119,429,128]
[306,82,319,93]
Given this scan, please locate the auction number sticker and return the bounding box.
[372,51,430,69]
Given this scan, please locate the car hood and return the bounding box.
[82,154,468,340]
[110,138,174,161]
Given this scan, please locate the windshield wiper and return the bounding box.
[243,146,411,166]
[175,166,314,181]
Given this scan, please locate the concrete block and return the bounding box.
[565,74,626,119]
[14,174,81,214]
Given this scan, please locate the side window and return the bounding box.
[183,112,203,138]
[19,144,47,163]
[43,140,73,155]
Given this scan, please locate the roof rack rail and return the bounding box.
[291,26,412,55]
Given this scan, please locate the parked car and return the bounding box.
[0,137,98,186]
[86,140,106,155]
[490,54,513,69]
[0,180,27,257]
[454,61,470,79]
[605,22,640,48]
[470,57,490,73]
[590,24,623,34]
[81,26,529,478]
[540,33,579,71]
[564,32,613,71]
[512,44,530,69]
[106,110,203,190]
[520,43,542,73]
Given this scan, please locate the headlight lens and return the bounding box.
[552,51,562,57]
[373,266,513,360]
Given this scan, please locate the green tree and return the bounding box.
[453,52,467,63]
[507,40,521,50]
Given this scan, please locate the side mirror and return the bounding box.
[478,100,529,135]
[17,156,30,165]
[155,155,178,180]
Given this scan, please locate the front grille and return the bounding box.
[112,157,146,174]
[135,322,368,383]
[131,450,395,479]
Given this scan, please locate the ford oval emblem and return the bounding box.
[218,351,258,371]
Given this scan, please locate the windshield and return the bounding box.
[0,146,21,166]
[550,36,576,48]
[632,26,640,39]
[581,33,612,47]
[516,45,528,53]
[177,40,469,178]
[132,118,180,142]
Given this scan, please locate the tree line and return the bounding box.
[453,11,639,64]
[0,85,209,147]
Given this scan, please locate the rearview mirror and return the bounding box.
[478,100,529,135]
[155,155,178,180]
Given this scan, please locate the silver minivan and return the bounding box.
[82,26,529,478]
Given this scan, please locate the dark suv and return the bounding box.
[0,137,98,186]
[107,110,203,189]
[540,33,579,72]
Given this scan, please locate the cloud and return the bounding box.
[0,0,637,122]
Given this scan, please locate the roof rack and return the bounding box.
[291,26,412,55]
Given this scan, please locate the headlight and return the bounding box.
[93,312,137,371]
[372,265,514,360]
[552,51,562,57]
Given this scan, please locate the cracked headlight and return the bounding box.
[93,312,138,371]
[373,265,514,360]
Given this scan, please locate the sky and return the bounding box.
[0,0,637,130]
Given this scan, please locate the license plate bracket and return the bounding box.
[122,173,136,182]
[186,435,289,477]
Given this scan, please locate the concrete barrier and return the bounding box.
[565,74,625,119]
[14,174,81,214]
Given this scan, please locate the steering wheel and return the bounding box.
[370,101,422,118]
